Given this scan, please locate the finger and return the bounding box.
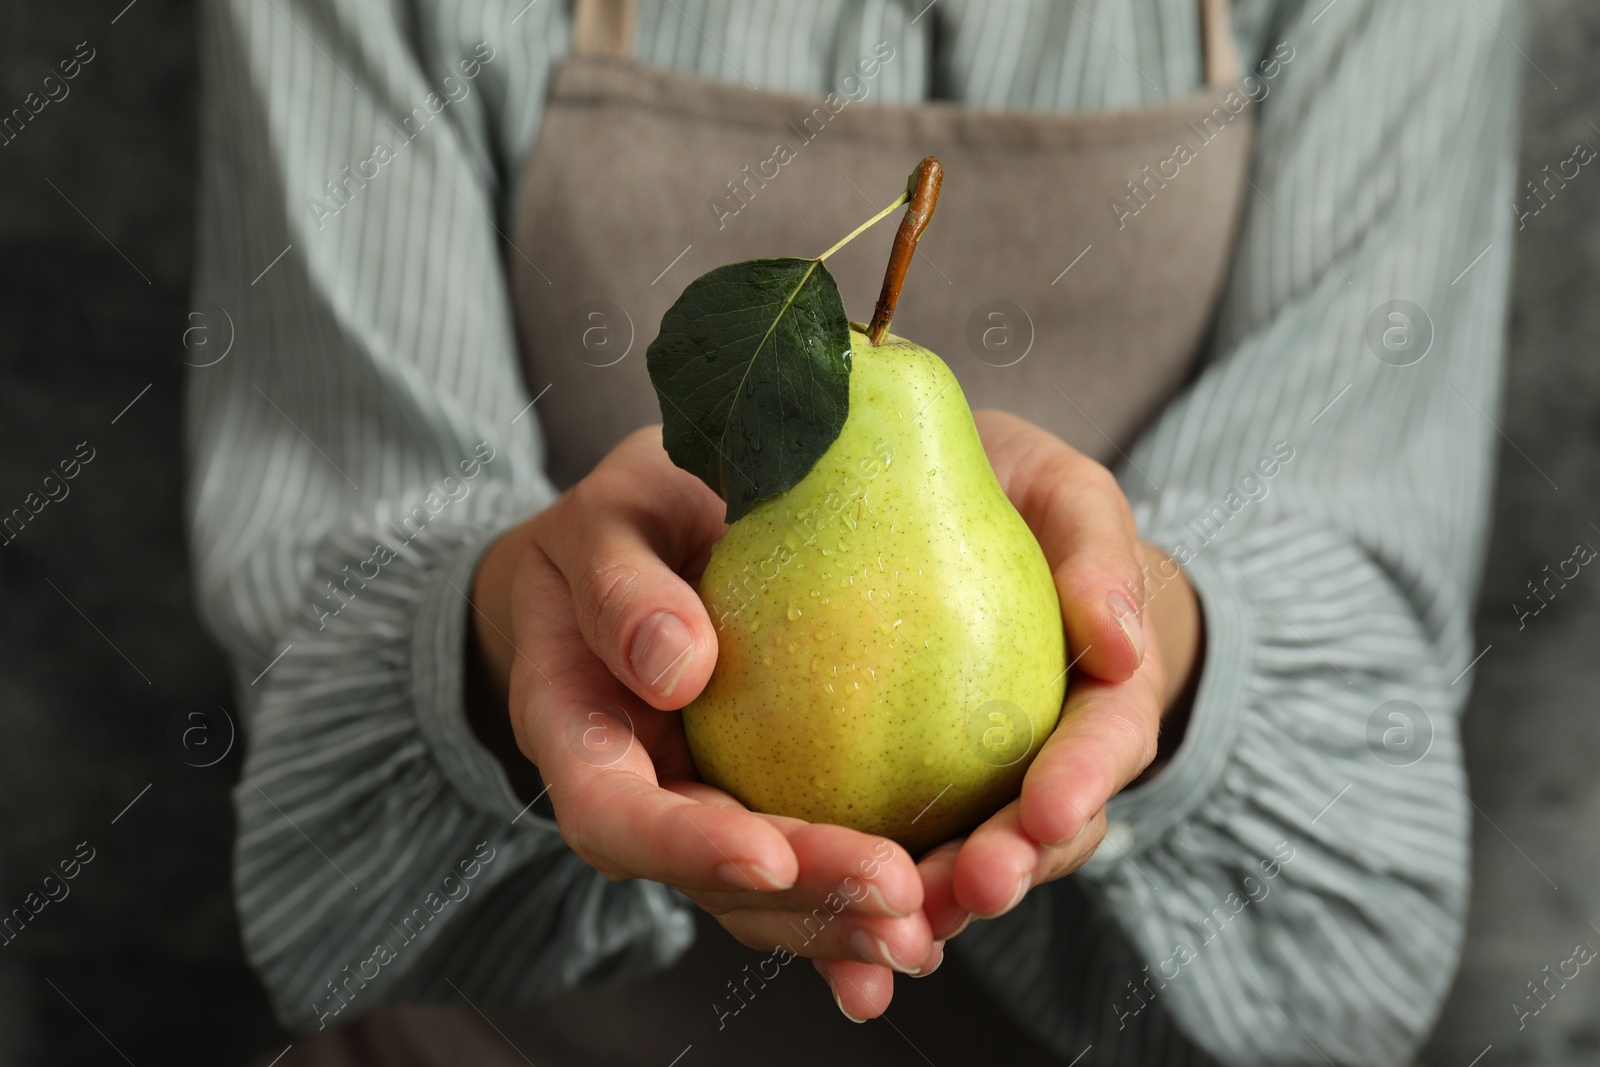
[672,785,923,917]
[718,907,935,975]
[1017,669,1162,847]
[949,800,1038,918]
[560,769,801,891]
[512,554,799,892]
[973,412,1147,684]
[950,799,1108,919]
[1036,459,1147,684]
[915,839,972,941]
[814,959,895,1022]
[538,427,727,709]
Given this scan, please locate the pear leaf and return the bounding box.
[646,257,852,522]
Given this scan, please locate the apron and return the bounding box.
[274,1,1253,1064]
[513,0,1253,490]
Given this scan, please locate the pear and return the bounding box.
[684,323,1066,854]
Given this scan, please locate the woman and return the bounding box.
[188,0,1517,1063]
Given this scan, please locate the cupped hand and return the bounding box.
[917,409,1202,944]
[470,426,938,1022]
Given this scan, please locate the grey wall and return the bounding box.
[0,2,1594,1065]
[0,2,285,1066]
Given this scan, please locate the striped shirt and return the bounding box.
[187,1,1520,1063]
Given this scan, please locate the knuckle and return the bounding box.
[1117,492,1138,528]
[1046,446,1116,493]
[554,783,617,878]
[566,828,627,883]
[577,559,639,643]
[1100,700,1159,769]
[1040,444,1090,488]
[1101,551,1144,596]
[1069,815,1109,865]
[557,472,601,527]
[1040,820,1098,879]
[554,813,596,869]
[1084,460,1121,495]
[620,424,662,452]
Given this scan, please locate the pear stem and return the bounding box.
[867,156,943,346]
[816,192,910,263]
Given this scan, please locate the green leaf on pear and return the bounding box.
[646,257,853,522]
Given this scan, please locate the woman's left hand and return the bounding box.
[909,409,1202,949]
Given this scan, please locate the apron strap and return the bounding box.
[572,0,1236,85]
[572,0,637,57]
[1199,0,1240,86]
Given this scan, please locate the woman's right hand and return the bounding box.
[469,426,937,1021]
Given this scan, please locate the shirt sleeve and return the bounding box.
[1057,2,1520,1064]
[186,0,692,1031]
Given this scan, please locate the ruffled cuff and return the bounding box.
[1063,515,1469,1065]
[412,524,553,826]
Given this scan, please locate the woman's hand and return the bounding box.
[916,410,1204,945]
[468,427,936,1021]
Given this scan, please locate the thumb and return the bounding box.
[536,436,725,709]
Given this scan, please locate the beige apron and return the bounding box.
[276,1,1253,1064]
[513,0,1253,491]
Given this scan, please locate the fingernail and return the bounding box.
[865,884,912,918]
[715,862,791,891]
[909,941,945,979]
[1048,819,1087,849]
[973,873,1034,920]
[849,930,918,974]
[630,612,696,697]
[834,987,867,1024]
[1108,592,1144,666]
[1004,873,1033,914]
[943,913,975,940]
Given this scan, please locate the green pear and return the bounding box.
[684,323,1066,854]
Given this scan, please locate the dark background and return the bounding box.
[1,2,1595,1065]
